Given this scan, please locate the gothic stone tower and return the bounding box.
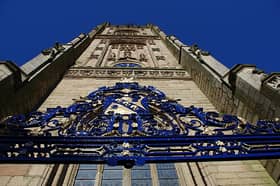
[0,23,279,185]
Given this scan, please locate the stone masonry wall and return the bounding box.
[0,23,108,121]
[151,25,280,184]
[0,23,108,186]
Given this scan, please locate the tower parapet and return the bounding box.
[0,23,107,120]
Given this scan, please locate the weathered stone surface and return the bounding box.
[0,30,96,121]
[0,176,11,186]
[0,63,13,81]
[0,165,30,176]
[1,23,279,185]
[27,165,47,176]
[6,176,33,186]
[271,160,280,182]
[27,177,42,186]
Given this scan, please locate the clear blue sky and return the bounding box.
[0,0,279,73]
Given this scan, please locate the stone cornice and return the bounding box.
[65,67,191,80]
[95,35,160,40]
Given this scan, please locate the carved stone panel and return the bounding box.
[266,75,280,90]
[100,43,154,68]
[65,68,190,80]
[156,56,165,61]
[152,48,160,52]
[90,54,99,60]
[148,40,155,45]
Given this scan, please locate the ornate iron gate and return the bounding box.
[0,82,279,168]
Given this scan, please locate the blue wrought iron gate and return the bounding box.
[0,82,279,168]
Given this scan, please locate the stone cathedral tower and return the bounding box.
[0,23,279,185]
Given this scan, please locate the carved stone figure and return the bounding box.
[120,44,125,51]
[128,44,136,51]
[41,42,65,59]
[152,48,160,52]
[156,56,165,60]
[124,51,132,58]
[137,45,144,49]
[107,52,116,61]
[112,44,118,49]
[139,53,147,62]
[189,44,210,60]
[267,75,280,90]
[100,39,107,44]
[90,54,99,59]
[148,39,155,45]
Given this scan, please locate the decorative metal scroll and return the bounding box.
[0,82,280,168]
